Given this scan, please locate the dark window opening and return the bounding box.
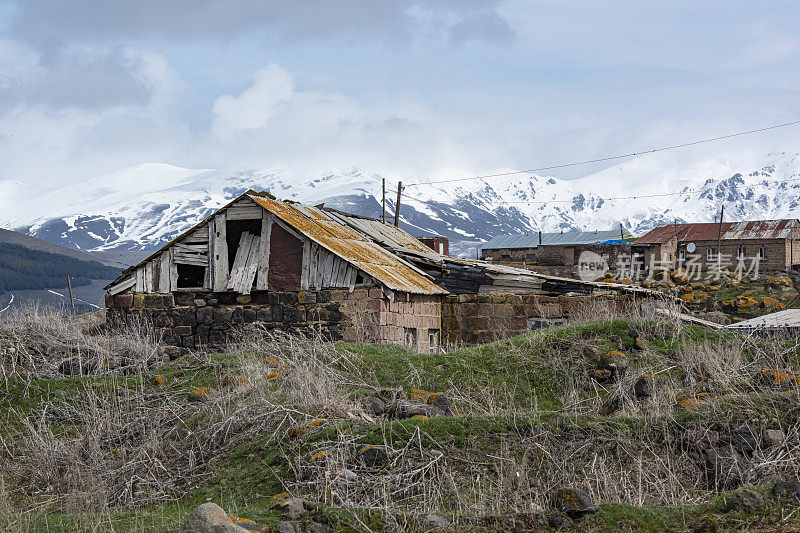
[525,253,537,261]
[500,254,511,260]
[404,327,417,348]
[177,263,206,288]
[355,273,365,284]
[226,218,262,271]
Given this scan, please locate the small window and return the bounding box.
[437,243,444,254]
[525,253,537,261]
[500,254,511,260]
[678,249,685,261]
[176,264,206,288]
[737,246,746,260]
[707,248,716,261]
[428,329,439,353]
[668,253,672,261]
[759,246,767,260]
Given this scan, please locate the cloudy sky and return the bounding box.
[2,1,800,187]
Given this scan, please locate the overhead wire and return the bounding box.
[403,119,800,188]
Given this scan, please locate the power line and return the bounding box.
[404,119,800,188]
[401,174,800,206]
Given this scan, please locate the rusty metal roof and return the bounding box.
[248,195,446,295]
[635,219,798,245]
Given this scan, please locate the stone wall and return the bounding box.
[441,293,625,346]
[105,288,442,353]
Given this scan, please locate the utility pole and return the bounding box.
[393,181,403,227]
[619,223,624,241]
[716,205,724,272]
[66,275,76,315]
[381,178,386,224]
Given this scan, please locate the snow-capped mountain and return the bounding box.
[2,152,800,261]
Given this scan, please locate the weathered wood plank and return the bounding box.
[135,267,145,293]
[159,253,170,292]
[226,206,263,220]
[145,260,156,292]
[212,213,228,291]
[255,212,272,290]
[322,253,335,286]
[300,239,311,290]
[169,248,178,291]
[173,253,208,266]
[346,266,358,292]
[108,276,135,295]
[174,243,209,253]
[315,248,327,289]
[228,232,255,290]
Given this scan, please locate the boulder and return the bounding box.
[426,393,457,416]
[273,496,305,519]
[634,374,663,398]
[600,351,628,376]
[772,481,800,504]
[702,445,742,486]
[763,429,785,448]
[551,487,596,516]
[276,522,296,533]
[179,503,249,533]
[361,396,386,416]
[726,488,764,513]
[418,514,451,531]
[357,445,390,467]
[305,523,333,533]
[724,425,758,455]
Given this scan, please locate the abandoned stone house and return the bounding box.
[632,219,800,275]
[105,191,642,350]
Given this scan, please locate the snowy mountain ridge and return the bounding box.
[2,152,799,259]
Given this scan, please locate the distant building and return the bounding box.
[633,219,800,273]
[419,236,449,256]
[480,228,632,267]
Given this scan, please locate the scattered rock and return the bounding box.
[582,345,599,359]
[772,481,800,504]
[726,425,758,455]
[305,522,333,533]
[633,337,646,350]
[426,393,458,416]
[276,522,296,533]
[361,396,385,416]
[600,350,628,377]
[547,514,572,529]
[273,496,305,519]
[163,345,185,360]
[551,487,596,517]
[187,387,211,403]
[151,375,166,387]
[58,357,97,376]
[179,502,249,533]
[591,368,613,383]
[726,488,764,513]
[609,334,624,350]
[763,429,785,448]
[634,374,663,398]
[357,445,390,467]
[694,514,719,533]
[418,514,451,531]
[702,445,742,486]
[387,399,443,419]
[684,428,720,451]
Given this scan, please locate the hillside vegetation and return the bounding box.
[0,242,120,294]
[1,302,800,532]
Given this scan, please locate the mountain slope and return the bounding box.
[2,152,800,257]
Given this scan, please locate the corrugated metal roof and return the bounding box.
[482,228,632,250]
[727,309,800,330]
[635,219,798,245]
[248,195,446,295]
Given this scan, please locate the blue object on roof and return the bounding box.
[595,239,627,245]
[481,228,632,249]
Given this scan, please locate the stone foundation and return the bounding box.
[105,288,441,352]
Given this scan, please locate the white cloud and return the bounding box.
[211,64,293,138]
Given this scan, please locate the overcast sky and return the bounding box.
[2,1,800,187]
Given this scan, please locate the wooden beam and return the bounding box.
[135,267,144,293]
[212,212,228,292]
[158,252,170,292]
[226,205,264,220]
[108,276,135,295]
[255,211,272,290]
[169,248,178,291]
[300,239,311,290]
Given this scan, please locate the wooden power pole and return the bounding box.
[393,181,403,227]
[381,178,386,224]
[716,205,724,271]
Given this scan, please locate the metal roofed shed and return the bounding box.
[726,309,800,335]
[482,228,633,250]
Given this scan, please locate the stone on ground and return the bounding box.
[361,396,385,416]
[551,487,596,516]
[305,522,333,533]
[357,445,390,467]
[726,488,764,513]
[772,481,800,504]
[634,374,663,398]
[179,503,250,533]
[418,514,452,531]
[763,429,785,448]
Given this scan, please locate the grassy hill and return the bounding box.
[0,241,121,294]
[1,308,800,531]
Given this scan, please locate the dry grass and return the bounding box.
[2,304,800,531]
